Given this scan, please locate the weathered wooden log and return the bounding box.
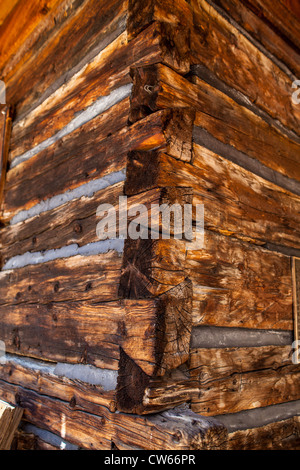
[117,279,192,413]
[227,417,300,450]
[127,0,191,73]
[0,252,123,305]
[189,345,300,415]
[189,0,300,136]
[3,108,181,222]
[0,299,158,369]
[212,0,300,77]
[0,399,23,450]
[0,381,228,450]
[0,0,19,28]
[0,355,117,413]
[0,185,188,268]
[129,63,300,182]
[188,229,293,331]
[236,0,300,52]
[3,0,128,121]
[0,181,125,266]
[10,17,192,163]
[124,146,300,251]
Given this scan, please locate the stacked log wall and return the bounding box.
[0,0,299,450]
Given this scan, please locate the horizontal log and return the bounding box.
[124,146,300,250]
[227,417,300,450]
[189,0,300,136]
[188,229,293,330]
[189,345,300,415]
[3,98,130,221]
[0,300,125,368]
[3,108,176,222]
[0,181,125,265]
[9,31,134,160]
[0,0,64,77]
[212,0,300,77]
[191,144,300,249]
[129,63,300,182]
[10,18,190,162]
[0,355,117,413]
[1,297,190,374]
[0,381,227,449]
[0,251,122,306]
[4,0,128,121]
[0,182,188,266]
[241,0,300,51]
[131,339,299,416]
[0,0,19,27]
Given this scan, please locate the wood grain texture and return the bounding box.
[3,108,174,222]
[127,0,193,38]
[190,0,300,136]
[127,0,191,73]
[213,0,300,76]
[124,146,300,250]
[0,300,127,369]
[128,63,300,182]
[0,252,123,305]
[0,0,19,27]
[241,0,300,51]
[2,0,128,121]
[190,346,300,416]
[188,229,293,330]
[227,417,300,450]
[0,356,117,413]
[191,144,300,249]
[117,280,192,413]
[9,15,191,162]
[0,298,176,371]
[0,181,125,266]
[0,185,180,267]
[0,381,227,450]
[0,0,64,77]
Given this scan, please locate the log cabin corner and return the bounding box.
[0,0,299,451]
